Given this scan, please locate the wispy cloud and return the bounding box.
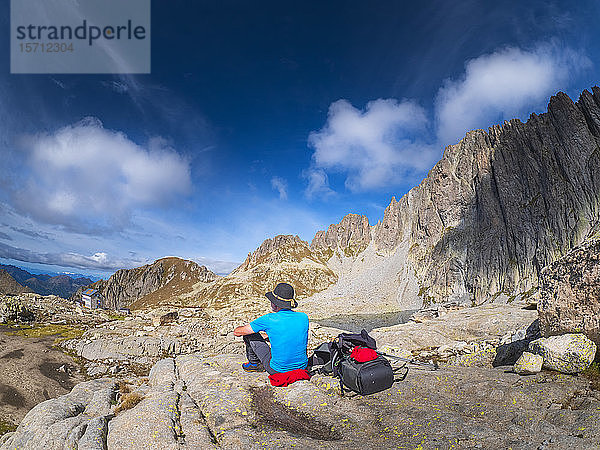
[101,80,129,94]
[0,241,145,271]
[270,176,288,200]
[7,225,52,240]
[303,168,335,199]
[11,117,192,233]
[435,43,592,144]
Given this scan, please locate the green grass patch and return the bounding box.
[0,419,16,435]
[105,313,127,321]
[7,324,84,342]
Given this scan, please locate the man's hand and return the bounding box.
[233,324,254,337]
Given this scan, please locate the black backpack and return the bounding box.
[309,329,406,396]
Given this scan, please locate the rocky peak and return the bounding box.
[156,257,219,284]
[193,235,338,307]
[235,235,321,272]
[373,196,403,252]
[307,86,600,311]
[0,270,32,295]
[310,213,371,258]
[371,87,600,304]
[84,257,219,310]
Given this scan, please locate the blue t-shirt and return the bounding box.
[250,309,309,373]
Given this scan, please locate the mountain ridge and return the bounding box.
[0,264,92,298]
[75,86,600,315]
[0,269,33,295]
[74,257,220,310]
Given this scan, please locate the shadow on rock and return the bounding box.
[314,310,417,333]
[251,386,341,441]
[0,349,24,359]
[38,360,76,389]
[0,382,26,408]
[493,320,541,367]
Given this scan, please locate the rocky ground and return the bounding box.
[2,353,599,449]
[0,294,113,431]
[1,293,599,448]
[0,326,86,429]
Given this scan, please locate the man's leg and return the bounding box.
[243,333,276,374]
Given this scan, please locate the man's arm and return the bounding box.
[233,324,254,336]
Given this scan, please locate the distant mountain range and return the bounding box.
[0,264,93,298]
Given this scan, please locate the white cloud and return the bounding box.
[307,43,591,195]
[0,241,144,271]
[101,80,129,94]
[13,117,192,233]
[303,168,335,199]
[435,44,591,145]
[270,176,288,200]
[307,98,437,193]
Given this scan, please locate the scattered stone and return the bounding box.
[152,310,178,327]
[5,353,600,449]
[529,334,597,374]
[86,363,108,377]
[0,298,35,323]
[494,320,541,366]
[514,352,543,375]
[538,239,600,352]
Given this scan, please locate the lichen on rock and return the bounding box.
[513,352,543,375]
[529,333,597,374]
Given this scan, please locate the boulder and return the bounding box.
[538,239,600,354]
[493,320,541,367]
[0,297,35,322]
[514,352,543,375]
[0,379,117,449]
[152,311,178,327]
[528,334,596,374]
[5,352,600,449]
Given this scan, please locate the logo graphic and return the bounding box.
[11,0,151,74]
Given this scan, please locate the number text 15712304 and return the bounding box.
[19,42,74,53]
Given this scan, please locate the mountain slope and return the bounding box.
[191,235,337,309]
[0,269,33,295]
[79,257,220,310]
[304,87,600,313]
[0,264,92,298]
[384,89,600,304]
[70,87,600,316]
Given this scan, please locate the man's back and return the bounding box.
[250,309,309,372]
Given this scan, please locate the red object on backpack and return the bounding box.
[268,369,311,387]
[350,346,378,362]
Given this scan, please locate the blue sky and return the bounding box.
[0,0,599,277]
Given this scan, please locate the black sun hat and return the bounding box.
[265,282,297,309]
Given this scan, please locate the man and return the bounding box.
[233,282,309,374]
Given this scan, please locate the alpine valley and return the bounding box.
[3,88,600,449]
[69,88,600,320]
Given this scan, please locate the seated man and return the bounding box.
[234,282,309,374]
